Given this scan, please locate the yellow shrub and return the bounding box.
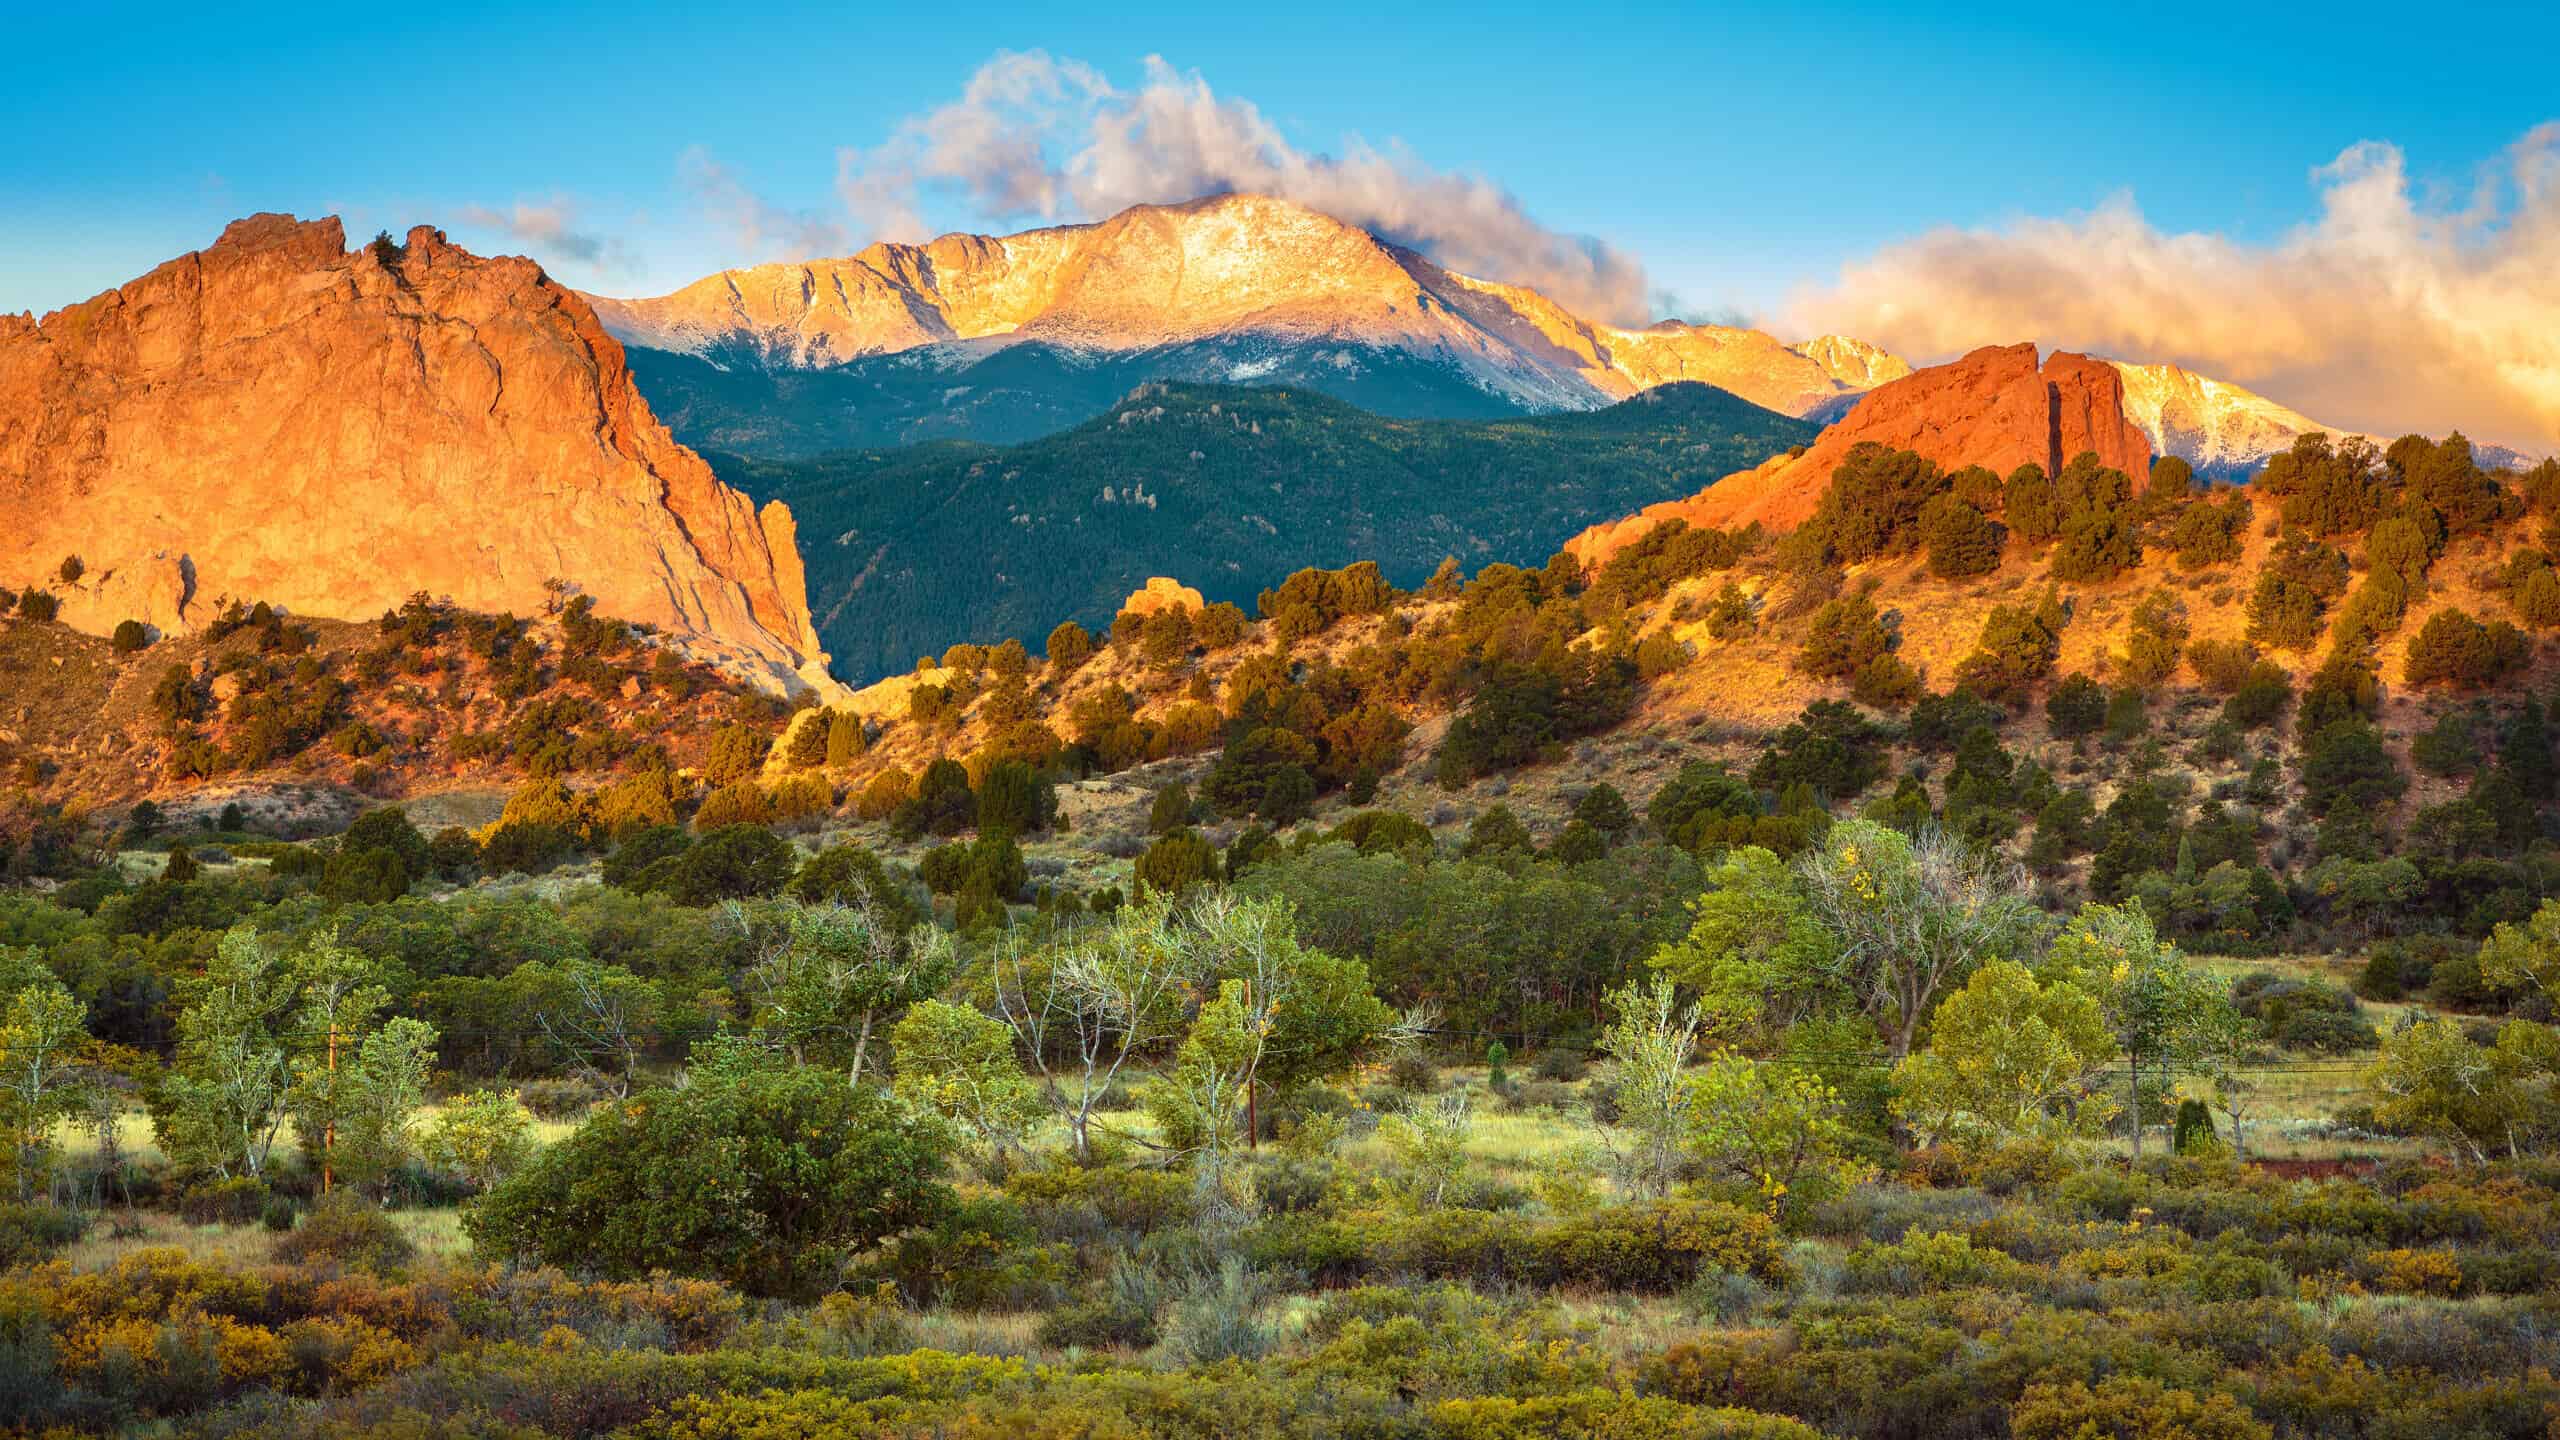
[2370,1246,2464,1296]
[767,774,835,823]
[855,768,916,820]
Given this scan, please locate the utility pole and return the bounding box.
[322,1025,337,1194]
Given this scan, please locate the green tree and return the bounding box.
[2513,566,2560,629]
[1892,961,2115,1147]
[2478,899,2560,1003]
[1596,975,1702,1200]
[702,723,767,788]
[891,999,1046,1171]
[2050,502,2140,582]
[1796,821,2044,1059]
[507,957,662,1097]
[1687,1050,1864,1217]
[789,842,923,929]
[2049,903,2232,1158]
[281,933,391,1192]
[784,710,831,769]
[1648,847,1840,1041]
[337,1017,437,1189]
[1797,590,1893,679]
[975,760,1054,834]
[1574,782,1635,839]
[1921,496,2004,579]
[0,950,91,1201]
[2363,1016,2540,1163]
[1461,804,1534,857]
[987,898,1200,1160]
[2146,455,2198,507]
[825,709,868,767]
[1149,978,1266,1207]
[662,824,797,905]
[734,898,956,1085]
[1953,591,2068,703]
[1046,620,1095,672]
[419,1089,536,1192]
[154,926,299,1180]
[1149,781,1194,835]
[467,1048,953,1298]
[1136,828,1221,895]
[2045,673,2106,739]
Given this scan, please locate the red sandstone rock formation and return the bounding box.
[0,215,831,691]
[1567,343,2152,562]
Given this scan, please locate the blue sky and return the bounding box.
[7,0,2560,446]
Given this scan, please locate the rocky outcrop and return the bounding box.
[0,215,833,693]
[1567,343,2153,561]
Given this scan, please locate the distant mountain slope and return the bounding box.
[587,194,1900,455]
[2112,359,2540,477]
[720,380,1817,680]
[589,191,2540,478]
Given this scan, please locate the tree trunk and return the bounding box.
[2127,1052,2142,1161]
[849,1010,875,1086]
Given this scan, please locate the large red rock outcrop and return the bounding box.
[0,215,832,692]
[1568,343,2151,561]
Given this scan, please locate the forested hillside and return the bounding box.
[9,426,2560,1440]
[722,380,1817,679]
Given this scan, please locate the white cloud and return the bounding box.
[830,51,1655,324]
[677,148,849,262]
[1787,124,2560,452]
[453,195,638,273]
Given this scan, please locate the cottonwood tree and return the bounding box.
[2377,1011,2560,1165]
[0,948,91,1201]
[1150,977,1267,1213]
[1174,891,1397,1102]
[731,898,954,1085]
[338,1017,438,1188]
[156,926,299,1180]
[2479,898,2560,1001]
[994,893,1402,1163]
[990,898,1199,1162]
[1649,846,1843,1042]
[2366,1016,2542,1163]
[1146,893,1405,1197]
[2198,1000,2271,1161]
[509,957,660,1097]
[1796,821,2045,1059]
[1891,961,2116,1148]
[1687,1050,1864,1217]
[2050,903,2234,1158]
[1597,975,1702,1200]
[891,999,1045,1172]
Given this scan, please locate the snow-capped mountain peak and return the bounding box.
[582,194,1907,422]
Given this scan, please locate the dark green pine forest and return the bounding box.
[717,380,1816,680]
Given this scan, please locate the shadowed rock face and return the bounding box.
[1567,342,2154,562]
[0,215,832,692]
